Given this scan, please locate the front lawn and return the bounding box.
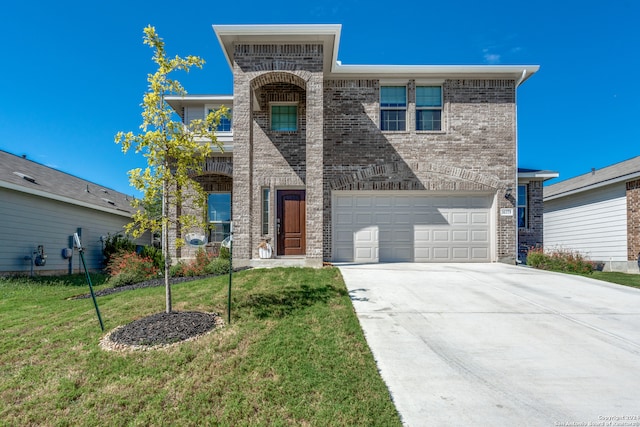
[0,268,401,426]
[586,271,640,289]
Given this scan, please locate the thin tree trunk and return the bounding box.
[163,177,171,313]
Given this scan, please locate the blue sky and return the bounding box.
[1,0,638,195]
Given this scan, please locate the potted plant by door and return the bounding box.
[257,238,273,259]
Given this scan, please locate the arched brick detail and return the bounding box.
[329,162,502,191]
[250,71,309,90]
[202,158,233,177]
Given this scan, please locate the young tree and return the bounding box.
[115,26,226,313]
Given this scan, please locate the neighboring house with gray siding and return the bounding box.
[544,156,640,273]
[166,24,552,267]
[0,150,148,275]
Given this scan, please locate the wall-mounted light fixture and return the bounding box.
[505,187,513,199]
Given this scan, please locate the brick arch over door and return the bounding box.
[192,173,232,193]
[249,71,310,91]
[328,162,503,192]
[202,158,233,177]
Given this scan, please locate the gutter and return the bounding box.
[544,171,640,201]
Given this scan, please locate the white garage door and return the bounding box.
[333,192,493,263]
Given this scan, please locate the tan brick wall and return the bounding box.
[323,79,517,262]
[627,179,640,261]
[223,43,519,264]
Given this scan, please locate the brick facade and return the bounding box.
[168,26,534,266]
[627,179,640,262]
[323,78,517,262]
[518,180,544,255]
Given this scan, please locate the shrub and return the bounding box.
[169,249,230,277]
[206,257,230,275]
[139,245,165,270]
[170,249,214,277]
[526,247,594,274]
[103,234,136,267]
[219,246,230,260]
[106,250,159,287]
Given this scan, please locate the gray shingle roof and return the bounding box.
[0,150,135,215]
[544,156,640,200]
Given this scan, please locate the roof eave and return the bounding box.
[544,171,640,201]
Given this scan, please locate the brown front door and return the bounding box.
[277,190,306,256]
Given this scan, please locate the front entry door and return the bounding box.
[277,190,306,256]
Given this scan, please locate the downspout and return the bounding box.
[514,69,526,263]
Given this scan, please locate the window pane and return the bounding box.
[209,223,231,244]
[381,86,406,107]
[381,110,406,131]
[518,207,526,228]
[416,110,442,131]
[271,105,297,131]
[208,108,232,132]
[208,193,231,222]
[262,188,270,235]
[217,109,232,132]
[416,86,442,107]
[518,185,527,207]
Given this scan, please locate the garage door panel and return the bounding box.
[452,247,470,260]
[452,230,469,242]
[471,247,489,260]
[471,230,489,243]
[394,213,411,224]
[333,193,492,263]
[433,230,449,241]
[433,247,450,260]
[471,212,489,225]
[452,212,470,225]
[414,228,430,242]
[374,212,392,224]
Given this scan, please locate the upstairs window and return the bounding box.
[518,185,528,228]
[217,108,232,132]
[271,104,298,131]
[380,86,406,131]
[416,86,442,131]
[208,108,232,132]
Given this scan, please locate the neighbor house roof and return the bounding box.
[518,168,559,180]
[544,156,640,201]
[0,150,135,216]
[213,24,539,85]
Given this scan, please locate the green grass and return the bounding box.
[586,271,640,289]
[0,268,401,426]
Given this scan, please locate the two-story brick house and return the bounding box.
[166,24,551,267]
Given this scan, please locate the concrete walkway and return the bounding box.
[338,263,640,427]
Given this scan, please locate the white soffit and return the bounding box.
[213,24,539,84]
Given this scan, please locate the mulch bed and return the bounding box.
[80,273,245,351]
[101,311,224,351]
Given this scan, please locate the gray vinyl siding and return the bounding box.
[184,105,204,126]
[543,183,627,261]
[0,188,147,275]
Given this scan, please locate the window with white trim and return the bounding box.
[271,104,298,131]
[518,185,528,228]
[207,107,232,132]
[380,86,406,131]
[416,86,442,131]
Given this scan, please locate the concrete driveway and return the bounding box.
[338,263,640,427]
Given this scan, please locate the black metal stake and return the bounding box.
[227,233,232,324]
[78,245,104,331]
